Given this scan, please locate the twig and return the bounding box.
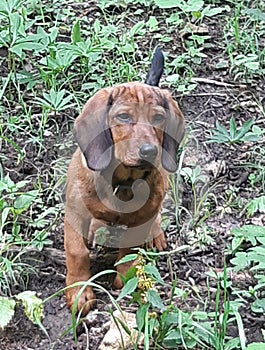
[184,92,229,97]
[190,77,247,89]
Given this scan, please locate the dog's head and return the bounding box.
[74,83,184,173]
[74,50,185,173]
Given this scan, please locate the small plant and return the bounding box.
[244,196,265,217]
[115,249,241,349]
[224,3,265,79]
[207,117,255,145]
[229,225,265,316]
[35,88,74,114]
[0,175,39,241]
[0,175,55,295]
[180,165,209,219]
[217,186,243,218]
[0,291,46,334]
[206,267,245,350]
[206,117,263,191]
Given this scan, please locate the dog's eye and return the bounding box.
[116,113,132,123]
[152,114,165,125]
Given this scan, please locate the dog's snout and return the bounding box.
[139,143,158,161]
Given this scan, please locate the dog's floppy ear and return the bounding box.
[162,93,185,173]
[74,88,114,171]
[145,47,164,87]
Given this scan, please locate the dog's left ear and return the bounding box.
[161,92,185,173]
[74,88,114,171]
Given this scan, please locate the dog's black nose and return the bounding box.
[139,143,158,161]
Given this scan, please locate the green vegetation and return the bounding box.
[0,0,264,348]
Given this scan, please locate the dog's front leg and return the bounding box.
[64,217,95,315]
[113,248,136,289]
[149,213,167,251]
[113,214,167,289]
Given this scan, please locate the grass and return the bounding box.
[0,0,265,348]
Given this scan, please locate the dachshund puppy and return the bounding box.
[64,48,185,314]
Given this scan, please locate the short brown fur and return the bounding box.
[64,82,185,314]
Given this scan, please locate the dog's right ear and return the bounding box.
[145,47,164,87]
[74,88,114,171]
[161,92,185,173]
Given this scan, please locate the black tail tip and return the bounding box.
[153,46,164,62]
[145,46,164,87]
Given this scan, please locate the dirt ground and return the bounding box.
[1,1,265,349]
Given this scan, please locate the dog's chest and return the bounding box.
[86,184,162,227]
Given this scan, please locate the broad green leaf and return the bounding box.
[163,329,182,347]
[231,225,265,238]
[244,8,265,22]
[183,335,197,348]
[230,252,249,271]
[191,11,201,19]
[14,190,38,210]
[0,297,15,329]
[144,264,165,285]
[117,277,139,301]
[231,236,244,252]
[180,167,193,181]
[246,196,265,216]
[14,179,30,190]
[193,165,201,177]
[154,0,181,8]
[57,94,73,110]
[1,207,10,227]
[193,310,208,320]
[164,312,179,326]
[202,5,227,17]
[129,21,145,36]
[146,289,165,310]
[249,248,265,269]
[234,54,259,66]
[242,133,261,142]
[10,42,45,58]
[16,291,44,324]
[114,254,138,266]
[120,43,134,53]
[251,298,265,313]
[147,16,158,31]
[229,117,237,139]
[245,343,265,350]
[136,303,149,332]
[185,0,204,12]
[245,61,259,71]
[17,291,48,336]
[257,237,265,245]
[0,181,8,192]
[215,121,230,136]
[93,19,101,34]
[235,119,254,140]
[124,266,137,281]
[71,21,82,44]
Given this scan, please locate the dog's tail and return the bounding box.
[145,47,164,87]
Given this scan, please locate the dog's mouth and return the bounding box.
[134,159,156,170]
[118,159,156,171]
[112,168,151,195]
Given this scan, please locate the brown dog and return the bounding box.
[64,48,185,314]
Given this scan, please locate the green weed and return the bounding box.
[0,0,264,347]
[0,175,56,295]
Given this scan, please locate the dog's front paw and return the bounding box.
[150,231,167,251]
[66,283,96,315]
[113,274,124,290]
